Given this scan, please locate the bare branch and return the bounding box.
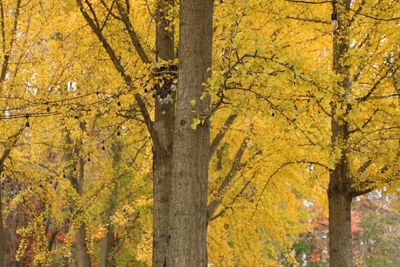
[0,126,24,170]
[286,0,400,21]
[209,114,237,159]
[286,16,329,24]
[99,0,117,32]
[251,160,329,220]
[116,0,150,64]
[357,66,396,102]
[207,135,250,221]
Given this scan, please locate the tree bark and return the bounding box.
[167,0,213,265]
[153,1,175,266]
[329,1,353,266]
[328,189,353,267]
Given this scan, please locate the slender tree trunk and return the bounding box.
[153,1,175,266]
[329,1,353,266]
[76,225,91,267]
[99,185,117,267]
[100,142,121,267]
[76,156,91,267]
[63,127,91,267]
[0,155,11,267]
[8,211,19,267]
[0,179,4,267]
[99,220,115,267]
[167,0,213,265]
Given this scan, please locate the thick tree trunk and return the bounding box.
[328,189,353,267]
[167,0,213,265]
[153,1,175,266]
[329,1,353,266]
[328,108,353,267]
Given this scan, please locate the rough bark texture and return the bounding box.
[328,190,353,267]
[167,0,213,265]
[153,1,175,266]
[329,1,353,266]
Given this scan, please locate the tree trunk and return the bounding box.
[153,1,175,266]
[76,225,91,267]
[329,0,353,266]
[99,225,115,267]
[99,185,116,267]
[328,108,353,267]
[63,126,91,267]
[328,189,353,267]
[167,0,213,265]
[0,181,4,267]
[100,142,121,267]
[76,156,91,267]
[0,151,12,267]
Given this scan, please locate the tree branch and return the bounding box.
[0,126,24,170]
[116,0,150,64]
[207,135,249,221]
[209,114,237,159]
[286,0,400,21]
[99,0,117,32]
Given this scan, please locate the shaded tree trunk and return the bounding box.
[153,1,175,266]
[0,181,4,267]
[76,225,91,267]
[99,183,117,267]
[100,142,122,267]
[63,127,91,267]
[76,156,91,267]
[167,0,213,265]
[329,0,353,266]
[99,214,115,267]
[0,148,14,267]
